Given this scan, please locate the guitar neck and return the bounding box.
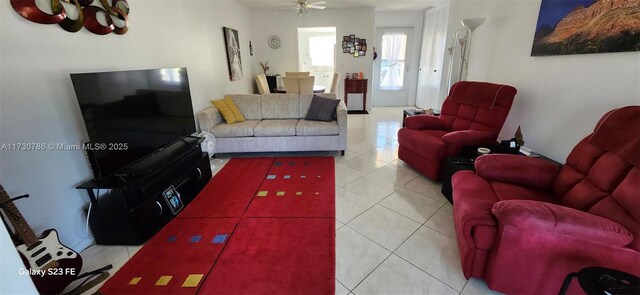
[0,185,39,247]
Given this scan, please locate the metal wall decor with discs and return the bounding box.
[10,0,130,35]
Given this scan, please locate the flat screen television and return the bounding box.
[71,68,196,179]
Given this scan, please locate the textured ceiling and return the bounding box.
[234,0,447,11]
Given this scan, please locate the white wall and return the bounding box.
[249,8,375,110]
[449,0,640,162]
[374,11,424,107]
[0,225,39,294]
[0,0,254,251]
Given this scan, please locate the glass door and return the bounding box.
[373,28,414,106]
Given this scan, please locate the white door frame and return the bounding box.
[372,27,417,107]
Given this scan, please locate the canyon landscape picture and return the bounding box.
[532,0,640,56]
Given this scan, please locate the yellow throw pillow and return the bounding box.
[223,97,246,122]
[211,99,237,124]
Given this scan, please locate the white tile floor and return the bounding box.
[73,107,502,294]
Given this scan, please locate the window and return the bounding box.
[379,32,407,90]
[309,35,335,67]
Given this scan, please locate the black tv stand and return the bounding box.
[77,140,212,245]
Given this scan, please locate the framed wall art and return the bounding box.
[342,34,367,57]
[531,0,640,56]
[223,27,243,81]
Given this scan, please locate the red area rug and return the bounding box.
[99,157,335,295]
[200,218,334,294]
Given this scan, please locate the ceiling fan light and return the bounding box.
[293,0,324,16]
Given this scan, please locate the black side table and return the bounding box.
[402,109,426,127]
[559,267,639,295]
[441,156,475,204]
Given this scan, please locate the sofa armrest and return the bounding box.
[492,200,633,248]
[197,107,223,132]
[404,115,447,130]
[441,130,494,145]
[475,154,561,190]
[336,100,347,150]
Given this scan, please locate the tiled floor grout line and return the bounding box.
[339,182,401,225]
[344,204,462,294]
[423,221,458,241]
[393,252,464,294]
[338,167,447,226]
[340,203,441,291]
[379,201,445,226]
[336,279,350,294]
[402,184,449,202]
[460,279,470,295]
[391,214,464,293]
[348,251,395,293]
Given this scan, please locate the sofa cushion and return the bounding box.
[296,119,339,136]
[491,182,560,204]
[254,119,298,137]
[211,99,240,124]
[210,120,260,138]
[224,96,246,121]
[299,93,337,118]
[299,93,314,118]
[262,94,299,119]
[306,95,340,122]
[227,94,262,120]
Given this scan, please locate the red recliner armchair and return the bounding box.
[398,81,517,180]
[452,106,640,294]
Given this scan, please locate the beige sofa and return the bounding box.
[197,93,347,155]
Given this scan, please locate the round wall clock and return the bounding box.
[268,35,280,49]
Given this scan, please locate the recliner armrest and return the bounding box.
[404,115,447,130]
[475,154,560,190]
[441,130,494,145]
[492,200,633,248]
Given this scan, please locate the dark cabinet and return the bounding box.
[344,79,368,112]
[78,144,212,245]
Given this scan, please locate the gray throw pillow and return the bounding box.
[305,95,340,122]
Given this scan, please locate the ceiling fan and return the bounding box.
[293,0,327,15]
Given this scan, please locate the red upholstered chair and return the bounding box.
[397,81,517,180]
[452,106,640,294]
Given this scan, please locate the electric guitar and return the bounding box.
[0,184,82,294]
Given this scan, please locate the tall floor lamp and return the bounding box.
[447,17,486,89]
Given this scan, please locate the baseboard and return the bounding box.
[347,110,369,114]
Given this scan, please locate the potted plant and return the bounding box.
[260,61,270,75]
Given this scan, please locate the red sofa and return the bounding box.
[398,81,516,180]
[452,106,640,294]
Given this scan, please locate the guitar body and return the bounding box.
[16,229,83,294]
